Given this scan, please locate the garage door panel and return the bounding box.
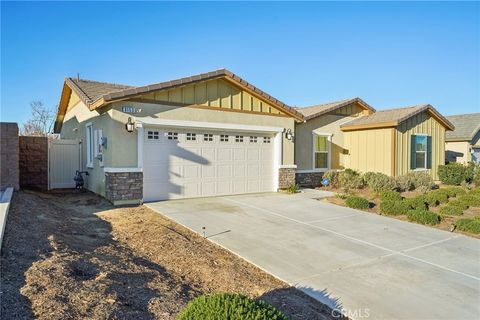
[143,127,275,201]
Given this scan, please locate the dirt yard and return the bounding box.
[0,190,338,320]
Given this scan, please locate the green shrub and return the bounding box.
[442,186,467,198]
[395,175,413,192]
[407,209,441,225]
[474,165,480,186]
[177,293,287,320]
[287,184,299,194]
[323,170,339,188]
[439,204,464,216]
[405,172,434,193]
[424,190,449,207]
[404,196,428,210]
[338,169,364,192]
[456,217,480,234]
[448,199,470,210]
[345,196,370,210]
[456,194,480,207]
[379,200,410,216]
[465,162,476,183]
[379,190,403,202]
[363,172,396,193]
[438,163,466,185]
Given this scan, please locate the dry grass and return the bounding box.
[1,190,337,320]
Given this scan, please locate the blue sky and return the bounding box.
[1,1,479,125]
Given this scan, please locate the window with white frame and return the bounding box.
[414,135,427,169]
[147,131,159,140]
[204,134,213,142]
[220,134,229,142]
[167,132,178,140]
[249,136,257,143]
[186,133,196,141]
[86,123,93,167]
[263,137,271,144]
[314,135,329,169]
[235,135,244,142]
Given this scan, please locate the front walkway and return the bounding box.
[146,191,480,320]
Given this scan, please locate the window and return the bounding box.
[249,136,257,143]
[314,135,329,169]
[220,134,229,142]
[167,132,178,140]
[147,131,159,140]
[86,123,93,167]
[186,133,196,141]
[204,134,213,142]
[414,135,428,169]
[235,135,244,142]
[263,137,271,144]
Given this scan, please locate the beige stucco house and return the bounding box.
[295,100,454,184]
[445,113,480,164]
[54,69,303,204]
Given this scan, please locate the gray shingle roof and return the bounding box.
[340,104,455,130]
[297,97,375,120]
[445,113,480,141]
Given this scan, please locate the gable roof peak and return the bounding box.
[297,97,375,120]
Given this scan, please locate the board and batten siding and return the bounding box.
[138,78,286,116]
[344,128,394,175]
[395,112,445,180]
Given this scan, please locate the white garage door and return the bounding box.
[143,128,275,201]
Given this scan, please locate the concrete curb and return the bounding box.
[0,187,14,253]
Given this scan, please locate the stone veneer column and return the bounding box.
[105,171,143,205]
[0,123,19,190]
[278,165,297,189]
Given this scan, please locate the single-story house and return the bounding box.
[295,101,455,184]
[444,113,480,164]
[53,69,455,204]
[54,69,304,204]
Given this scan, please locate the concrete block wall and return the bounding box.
[0,123,20,190]
[19,136,48,190]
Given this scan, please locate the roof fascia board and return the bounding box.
[341,121,399,131]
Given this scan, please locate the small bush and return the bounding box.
[448,199,470,210]
[406,171,434,193]
[456,194,480,207]
[287,184,299,194]
[404,196,428,210]
[456,217,480,234]
[338,169,364,192]
[379,190,403,202]
[424,190,449,207]
[439,204,464,216]
[363,172,396,193]
[442,186,467,198]
[323,170,339,188]
[345,196,370,210]
[474,165,480,186]
[438,163,466,185]
[379,200,410,216]
[407,209,441,225]
[465,162,476,183]
[395,175,413,192]
[177,293,287,320]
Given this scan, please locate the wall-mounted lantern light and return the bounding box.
[285,128,294,141]
[125,117,135,133]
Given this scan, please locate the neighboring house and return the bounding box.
[445,113,480,164]
[54,69,304,204]
[296,102,454,183]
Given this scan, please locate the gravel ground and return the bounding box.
[1,190,339,320]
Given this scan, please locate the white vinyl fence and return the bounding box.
[48,139,81,189]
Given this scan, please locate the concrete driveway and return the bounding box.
[146,190,480,320]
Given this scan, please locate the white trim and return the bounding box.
[280,164,297,169]
[137,125,144,169]
[273,132,282,191]
[136,117,284,133]
[413,133,428,170]
[296,169,328,173]
[312,132,332,171]
[85,122,93,168]
[104,167,143,173]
